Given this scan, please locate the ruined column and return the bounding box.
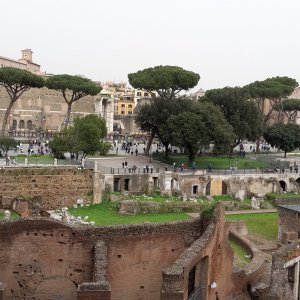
[77,241,111,300]
[92,171,103,204]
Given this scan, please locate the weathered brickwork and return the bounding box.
[263,240,300,299]
[0,167,93,209]
[278,207,300,242]
[0,217,205,300]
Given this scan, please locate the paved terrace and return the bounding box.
[84,155,300,179]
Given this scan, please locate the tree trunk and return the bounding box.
[1,101,15,136]
[64,102,72,129]
[188,148,195,162]
[163,142,169,159]
[256,138,261,153]
[145,129,155,156]
[284,150,287,158]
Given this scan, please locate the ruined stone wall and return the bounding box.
[0,167,93,209]
[161,205,250,300]
[0,217,204,300]
[264,240,300,299]
[278,207,300,242]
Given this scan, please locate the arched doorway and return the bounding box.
[222,181,228,195]
[12,119,17,129]
[35,275,77,300]
[279,180,287,192]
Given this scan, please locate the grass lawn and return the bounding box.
[153,154,269,169]
[225,213,278,240]
[68,202,191,225]
[229,239,252,268]
[15,155,55,164]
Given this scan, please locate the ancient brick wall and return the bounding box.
[161,204,253,300]
[263,240,300,299]
[108,234,187,300]
[0,167,93,209]
[0,219,94,300]
[278,207,300,242]
[0,217,204,300]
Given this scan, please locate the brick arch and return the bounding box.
[279,180,287,192]
[35,275,78,300]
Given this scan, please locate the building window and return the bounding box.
[12,120,17,129]
[121,111,125,114]
[128,104,132,108]
[121,104,125,108]
[19,120,25,129]
[27,120,33,130]
[128,111,132,114]
[144,92,149,97]
[192,185,198,194]
[137,92,141,96]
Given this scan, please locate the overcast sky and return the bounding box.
[2,0,300,91]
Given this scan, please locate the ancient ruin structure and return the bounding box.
[0,166,300,299]
[0,204,257,300]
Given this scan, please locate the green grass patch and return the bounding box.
[153,154,269,169]
[0,211,20,220]
[229,239,252,268]
[266,192,300,199]
[15,155,55,164]
[225,212,278,240]
[68,202,190,225]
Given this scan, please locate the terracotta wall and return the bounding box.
[0,218,203,300]
[0,220,94,300]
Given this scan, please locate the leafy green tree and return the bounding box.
[135,97,193,158]
[244,76,298,127]
[0,136,18,156]
[263,123,300,157]
[50,114,108,158]
[129,66,200,155]
[128,65,200,99]
[49,132,69,159]
[203,87,262,153]
[168,102,234,160]
[0,67,45,135]
[46,75,102,128]
[73,114,107,155]
[278,99,300,123]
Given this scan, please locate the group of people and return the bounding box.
[143,164,154,173]
[121,160,138,173]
